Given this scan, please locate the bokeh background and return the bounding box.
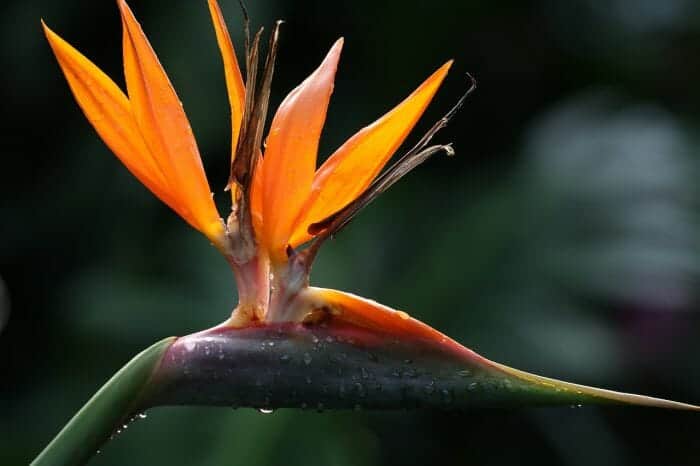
[3,0,700,464]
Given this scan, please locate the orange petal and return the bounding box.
[250,152,264,240]
[207,0,246,159]
[119,0,223,242]
[289,61,452,247]
[260,39,343,261]
[41,21,202,227]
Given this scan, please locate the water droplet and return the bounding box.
[312,336,320,344]
[258,408,274,414]
[360,367,369,379]
[355,382,366,398]
[267,341,275,347]
[279,354,290,363]
[136,412,147,420]
[424,382,435,395]
[303,353,312,365]
[218,353,225,360]
[403,369,417,378]
[468,382,478,391]
[403,359,413,364]
[457,369,471,377]
[396,310,410,320]
[184,341,196,352]
[325,336,334,343]
[440,389,452,403]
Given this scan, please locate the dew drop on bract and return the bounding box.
[258,408,274,414]
[303,353,312,365]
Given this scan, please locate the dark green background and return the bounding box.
[3,0,700,464]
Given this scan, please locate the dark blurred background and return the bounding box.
[3,0,700,464]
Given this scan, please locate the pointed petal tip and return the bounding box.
[322,37,344,66]
[41,19,55,39]
[320,38,344,70]
[117,0,135,20]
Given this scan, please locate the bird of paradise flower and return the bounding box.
[35,1,698,465]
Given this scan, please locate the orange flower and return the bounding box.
[44,0,455,327]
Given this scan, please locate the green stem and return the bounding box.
[31,337,175,466]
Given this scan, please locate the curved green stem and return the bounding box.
[31,337,175,466]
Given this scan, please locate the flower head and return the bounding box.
[37,6,700,449]
[43,0,458,329]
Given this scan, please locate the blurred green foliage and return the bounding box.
[3,0,700,465]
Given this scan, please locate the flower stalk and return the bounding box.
[35,1,699,464]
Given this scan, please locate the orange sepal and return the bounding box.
[289,61,453,247]
[41,21,201,226]
[250,152,265,241]
[119,0,223,242]
[309,287,468,353]
[260,39,344,262]
[207,0,246,161]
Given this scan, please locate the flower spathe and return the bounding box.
[43,0,452,329]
